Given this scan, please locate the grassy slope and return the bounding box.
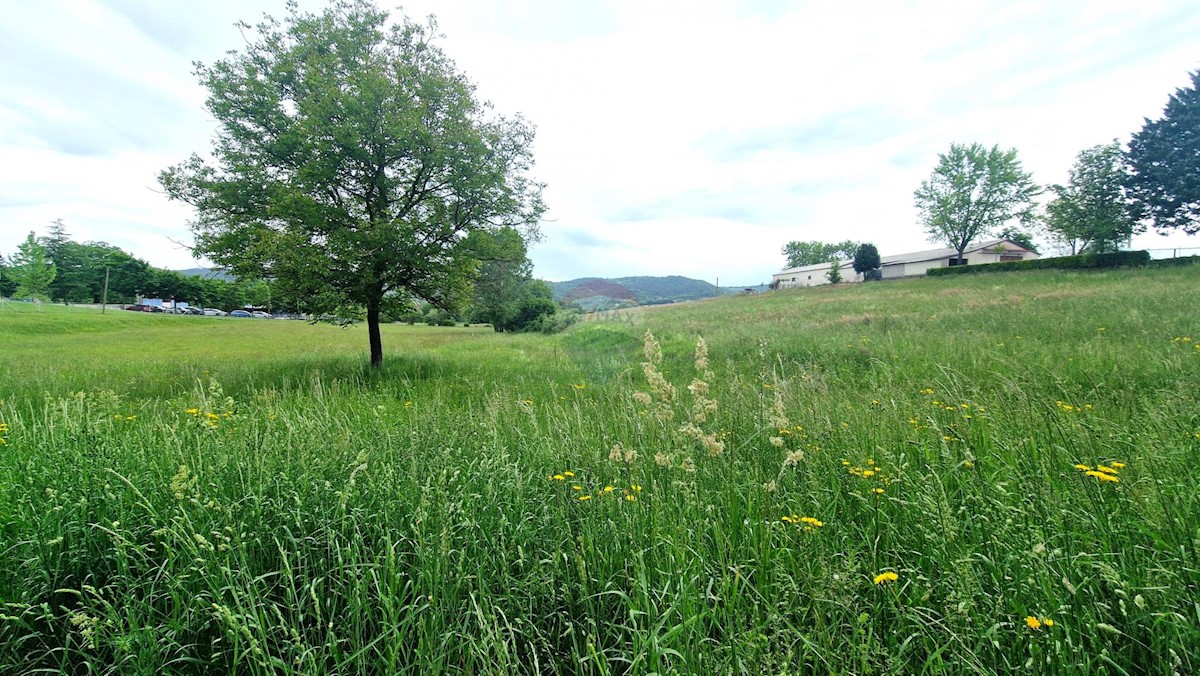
[0,267,1198,674]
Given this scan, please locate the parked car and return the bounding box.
[184,307,205,315]
[229,310,252,318]
[124,304,153,312]
[203,308,226,316]
[250,311,271,319]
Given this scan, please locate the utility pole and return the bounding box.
[715,277,719,298]
[101,267,110,313]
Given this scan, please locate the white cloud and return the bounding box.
[2,0,1198,279]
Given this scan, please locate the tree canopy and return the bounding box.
[1043,141,1135,254]
[465,226,555,332]
[160,0,544,366]
[781,240,860,268]
[914,143,1040,263]
[0,255,13,298]
[1126,69,1200,234]
[852,243,881,275]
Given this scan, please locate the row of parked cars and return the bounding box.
[124,304,272,318]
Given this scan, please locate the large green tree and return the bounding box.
[914,143,1040,264]
[160,0,544,366]
[781,240,860,268]
[1043,142,1135,254]
[1126,69,1200,234]
[42,220,99,303]
[466,226,539,331]
[9,232,57,300]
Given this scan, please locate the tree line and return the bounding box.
[1,220,566,332]
[784,68,1200,269]
[0,221,272,309]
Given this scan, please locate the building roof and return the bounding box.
[878,239,1029,266]
[775,239,1032,275]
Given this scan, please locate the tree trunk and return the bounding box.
[367,302,383,368]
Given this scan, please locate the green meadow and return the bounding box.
[1,266,1198,674]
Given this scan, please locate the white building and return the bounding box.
[772,239,1039,289]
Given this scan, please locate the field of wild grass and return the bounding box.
[1,265,1199,674]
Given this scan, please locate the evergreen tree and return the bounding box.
[10,232,57,300]
[1126,69,1200,233]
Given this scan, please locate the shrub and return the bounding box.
[530,310,579,334]
[1147,255,1200,268]
[508,297,558,332]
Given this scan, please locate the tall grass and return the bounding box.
[1,267,1198,673]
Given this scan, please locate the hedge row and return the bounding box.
[927,250,1152,276]
[1147,255,1200,268]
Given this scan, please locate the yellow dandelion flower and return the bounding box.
[799,517,823,528]
[563,471,575,477]
[185,408,200,415]
[572,383,586,390]
[873,488,885,495]
[578,495,592,501]
[1025,616,1042,630]
[861,470,876,478]
[1043,618,1054,627]
[873,572,899,585]
[964,461,975,469]
[552,474,565,481]
[1085,470,1120,483]
[780,515,796,524]
[603,486,614,493]
[1109,462,1125,469]
[630,484,642,492]
[572,485,582,491]
[1096,464,1118,474]
[624,494,637,502]
[1073,464,1091,471]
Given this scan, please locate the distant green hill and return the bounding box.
[550,276,720,309]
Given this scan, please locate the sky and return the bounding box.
[1,1,1198,285]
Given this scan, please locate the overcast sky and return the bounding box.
[2,1,1198,284]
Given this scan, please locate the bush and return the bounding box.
[927,250,1152,276]
[506,297,558,332]
[530,310,579,334]
[1147,255,1200,268]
